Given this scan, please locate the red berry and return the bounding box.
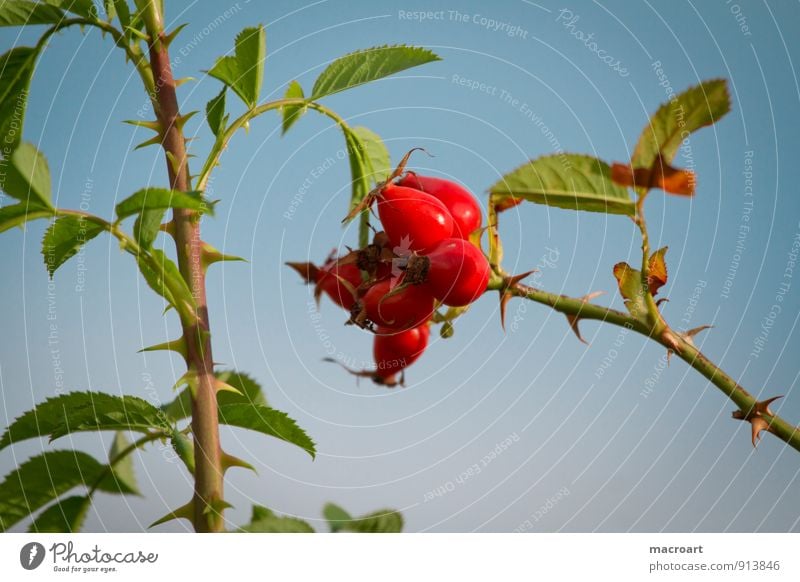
[363,278,434,331]
[377,184,453,253]
[398,174,481,239]
[317,261,361,309]
[373,324,430,379]
[423,238,490,307]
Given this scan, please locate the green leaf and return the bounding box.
[339,509,404,533]
[238,506,315,533]
[29,495,90,533]
[0,450,125,532]
[0,142,53,209]
[133,208,164,248]
[490,154,635,216]
[613,262,647,318]
[41,215,104,277]
[218,403,316,459]
[135,248,195,312]
[0,203,53,233]
[163,370,268,422]
[115,187,211,221]
[207,25,265,109]
[0,391,170,451]
[281,80,305,135]
[323,502,352,533]
[632,79,730,170]
[105,431,139,495]
[43,0,97,19]
[110,0,130,30]
[0,46,40,152]
[352,126,390,184]
[311,45,440,100]
[205,86,227,137]
[0,0,65,26]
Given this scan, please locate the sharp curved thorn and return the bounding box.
[149,500,194,528]
[566,314,588,345]
[499,290,512,331]
[732,395,784,447]
[322,357,374,379]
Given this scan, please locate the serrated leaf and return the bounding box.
[0,0,65,26]
[0,46,40,151]
[0,391,171,451]
[239,513,315,533]
[339,509,403,533]
[311,45,440,99]
[133,208,164,248]
[0,142,53,209]
[323,502,352,533]
[29,495,90,533]
[613,262,647,318]
[0,451,125,532]
[110,0,130,30]
[352,126,390,184]
[43,0,96,19]
[207,25,265,109]
[0,202,53,233]
[281,80,305,135]
[41,215,104,277]
[115,187,211,220]
[490,154,634,216]
[105,431,139,495]
[163,370,268,421]
[218,403,315,459]
[136,248,195,311]
[632,79,730,170]
[205,86,227,137]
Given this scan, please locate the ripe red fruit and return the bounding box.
[363,278,434,331]
[398,173,482,239]
[317,261,362,309]
[423,238,490,307]
[373,324,430,379]
[376,184,453,253]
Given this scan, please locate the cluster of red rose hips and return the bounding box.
[289,168,491,387]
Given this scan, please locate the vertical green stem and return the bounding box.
[142,1,224,532]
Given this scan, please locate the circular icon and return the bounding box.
[20,542,46,570]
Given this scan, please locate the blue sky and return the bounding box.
[1,0,799,532]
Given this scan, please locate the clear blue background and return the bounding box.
[1,0,799,532]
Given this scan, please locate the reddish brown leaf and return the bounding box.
[611,156,696,196]
[647,247,668,296]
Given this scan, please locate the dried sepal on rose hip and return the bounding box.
[286,256,362,310]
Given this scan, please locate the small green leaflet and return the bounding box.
[281,80,305,135]
[0,391,171,451]
[337,508,404,533]
[106,431,140,496]
[0,203,53,233]
[205,86,227,138]
[613,262,647,318]
[631,79,730,170]
[207,25,265,109]
[311,45,441,100]
[0,450,129,532]
[115,188,212,221]
[0,0,65,26]
[323,502,352,533]
[238,505,315,533]
[28,495,90,533]
[135,248,195,312]
[133,208,164,248]
[42,0,97,19]
[218,403,316,459]
[41,216,105,277]
[0,46,40,152]
[490,154,635,216]
[0,142,54,210]
[351,126,391,184]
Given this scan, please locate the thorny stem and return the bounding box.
[141,2,224,532]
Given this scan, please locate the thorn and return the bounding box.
[173,370,198,394]
[202,498,234,516]
[214,378,243,397]
[164,23,189,46]
[201,242,246,272]
[160,220,176,238]
[498,270,537,330]
[138,336,188,359]
[732,396,784,447]
[221,451,257,474]
[134,134,163,150]
[149,500,194,528]
[564,291,604,344]
[123,119,161,132]
[175,110,198,131]
[683,324,713,347]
